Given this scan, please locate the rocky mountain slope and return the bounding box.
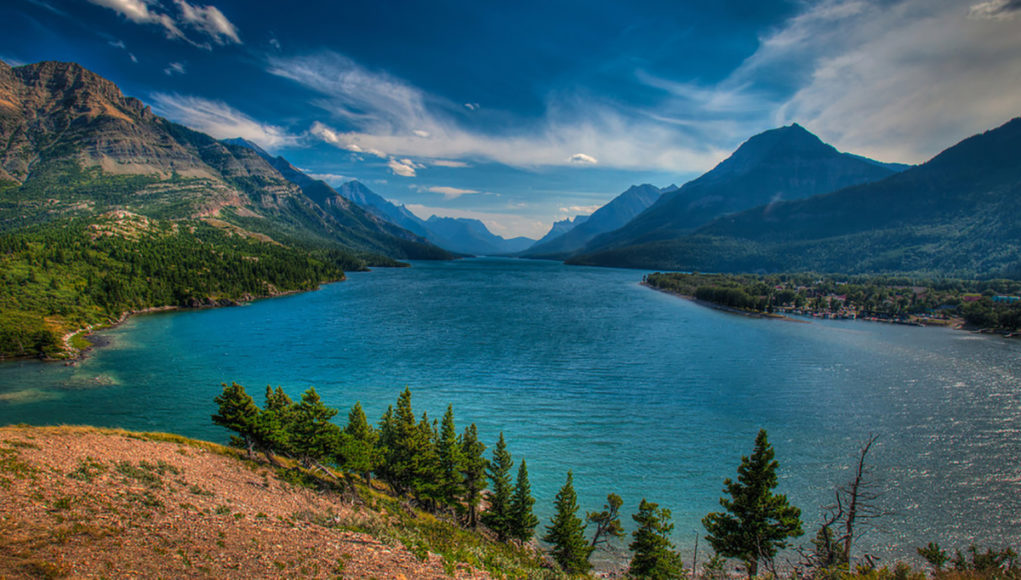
[0,60,449,261]
[522,184,662,258]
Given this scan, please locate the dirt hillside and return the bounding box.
[0,425,494,579]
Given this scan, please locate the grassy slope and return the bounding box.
[0,425,550,579]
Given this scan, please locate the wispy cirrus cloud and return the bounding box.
[149,93,298,150]
[267,51,727,173]
[86,0,241,47]
[740,0,1021,163]
[427,186,480,200]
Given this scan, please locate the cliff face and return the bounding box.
[0,425,503,578]
[0,60,450,260]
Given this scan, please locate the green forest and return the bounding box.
[0,215,380,359]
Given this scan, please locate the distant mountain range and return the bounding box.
[311,178,536,256]
[577,124,903,256]
[570,118,1021,278]
[0,60,451,263]
[532,215,590,247]
[522,184,663,258]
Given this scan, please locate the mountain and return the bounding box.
[576,124,903,256]
[571,117,1021,278]
[531,214,590,247]
[423,216,534,255]
[0,60,454,358]
[334,180,430,237]
[0,60,450,262]
[522,184,662,258]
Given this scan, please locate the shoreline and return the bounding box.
[638,282,1004,335]
[52,280,343,365]
[640,282,805,323]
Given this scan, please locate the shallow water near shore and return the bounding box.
[2,257,1020,564]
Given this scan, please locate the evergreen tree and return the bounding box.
[290,387,341,469]
[542,471,593,574]
[702,429,803,578]
[255,385,296,459]
[629,499,686,579]
[412,412,442,508]
[341,401,379,483]
[212,382,260,458]
[437,404,465,512]
[587,493,625,549]
[508,459,539,542]
[460,423,488,528]
[482,432,514,540]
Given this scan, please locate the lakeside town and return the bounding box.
[643,272,1021,334]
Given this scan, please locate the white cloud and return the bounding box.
[464,102,480,111]
[173,0,241,44]
[163,61,186,76]
[108,39,126,49]
[430,159,471,168]
[427,186,480,200]
[745,0,1021,163]
[149,93,298,150]
[559,204,601,215]
[271,52,726,173]
[413,129,430,138]
[269,37,282,50]
[307,173,350,185]
[388,158,420,177]
[405,204,547,239]
[567,153,598,165]
[87,0,241,46]
[969,0,1021,20]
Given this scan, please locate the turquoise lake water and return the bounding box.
[2,257,1019,562]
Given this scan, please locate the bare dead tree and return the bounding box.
[812,433,892,570]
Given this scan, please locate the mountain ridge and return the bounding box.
[576,124,902,256]
[571,117,1021,277]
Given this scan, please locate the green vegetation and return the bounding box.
[703,429,804,579]
[0,217,355,359]
[645,272,1021,332]
[543,471,594,574]
[629,499,685,579]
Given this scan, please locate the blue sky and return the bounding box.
[3,0,1021,238]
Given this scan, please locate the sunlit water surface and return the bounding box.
[2,258,1019,563]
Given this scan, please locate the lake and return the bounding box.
[2,257,1019,564]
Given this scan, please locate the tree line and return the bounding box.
[211,383,809,578]
[213,384,1018,579]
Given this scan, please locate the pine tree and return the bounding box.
[379,388,420,495]
[542,471,593,574]
[460,423,488,528]
[702,429,803,578]
[254,385,296,460]
[509,459,539,542]
[412,412,442,508]
[587,493,625,550]
[290,387,341,469]
[212,382,260,458]
[482,432,514,541]
[629,499,686,579]
[341,401,379,483]
[437,404,465,512]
